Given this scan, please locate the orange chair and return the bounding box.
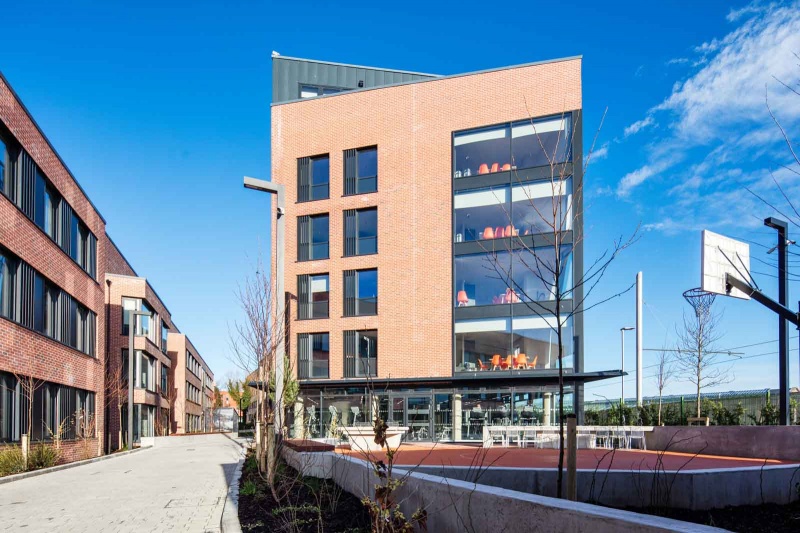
[483,227,494,240]
[502,355,513,370]
[530,355,539,369]
[501,163,511,171]
[478,163,490,174]
[457,290,469,307]
[515,353,529,369]
[477,359,489,371]
[490,163,499,173]
[495,226,505,238]
[491,354,502,370]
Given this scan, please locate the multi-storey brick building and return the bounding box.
[0,71,214,461]
[168,332,214,434]
[269,55,617,441]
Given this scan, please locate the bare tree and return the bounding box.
[477,106,638,498]
[653,346,675,426]
[675,296,732,418]
[228,257,288,498]
[105,351,128,449]
[13,362,45,462]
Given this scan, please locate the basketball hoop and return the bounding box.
[683,288,716,318]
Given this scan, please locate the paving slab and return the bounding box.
[0,434,244,533]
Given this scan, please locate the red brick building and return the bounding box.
[0,71,213,462]
[268,55,615,441]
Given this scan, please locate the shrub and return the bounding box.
[0,446,27,476]
[240,480,257,496]
[27,443,61,470]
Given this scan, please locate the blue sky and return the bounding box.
[2,0,798,399]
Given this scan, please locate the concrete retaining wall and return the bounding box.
[281,448,725,532]
[412,463,800,510]
[646,426,800,461]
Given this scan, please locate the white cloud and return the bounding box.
[616,0,800,221]
[666,57,689,65]
[589,142,610,161]
[623,115,654,137]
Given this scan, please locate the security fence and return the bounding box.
[584,388,800,426]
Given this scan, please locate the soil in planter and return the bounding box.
[238,451,371,533]
[632,500,800,532]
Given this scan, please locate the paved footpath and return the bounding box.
[0,433,244,533]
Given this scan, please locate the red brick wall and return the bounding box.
[0,74,106,459]
[104,272,176,449]
[271,58,582,381]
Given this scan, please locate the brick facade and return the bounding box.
[0,73,106,459]
[0,71,215,463]
[271,58,582,383]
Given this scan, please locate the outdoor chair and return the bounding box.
[520,428,538,448]
[595,429,610,448]
[351,406,361,425]
[488,427,507,447]
[477,359,489,371]
[514,353,529,369]
[628,429,646,450]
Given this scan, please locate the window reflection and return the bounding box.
[454,124,510,178]
[454,252,511,307]
[454,316,573,372]
[511,116,570,169]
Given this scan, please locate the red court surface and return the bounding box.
[338,444,797,471]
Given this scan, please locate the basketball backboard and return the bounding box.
[701,230,751,299]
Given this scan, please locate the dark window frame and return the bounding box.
[344,268,378,317]
[297,332,330,379]
[343,207,377,257]
[344,329,377,377]
[297,273,330,320]
[297,213,330,261]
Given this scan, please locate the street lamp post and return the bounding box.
[128,309,152,448]
[243,176,286,432]
[620,326,634,424]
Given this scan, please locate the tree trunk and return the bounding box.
[658,393,662,426]
[556,323,564,499]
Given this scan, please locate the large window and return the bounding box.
[344,329,377,377]
[161,321,169,354]
[344,147,377,195]
[344,269,377,316]
[297,333,329,379]
[140,352,155,392]
[298,214,329,261]
[34,171,57,239]
[0,370,95,443]
[0,250,15,319]
[0,141,97,277]
[455,246,572,307]
[298,155,330,202]
[454,178,572,242]
[454,252,511,307]
[121,297,155,342]
[344,207,377,256]
[453,116,571,178]
[298,273,329,319]
[454,316,573,373]
[0,137,6,193]
[161,364,168,395]
[0,247,95,356]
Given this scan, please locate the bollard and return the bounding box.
[566,414,577,501]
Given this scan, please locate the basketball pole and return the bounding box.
[764,217,790,426]
[636,272,643,408]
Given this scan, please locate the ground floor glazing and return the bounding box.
[288,385,575,442]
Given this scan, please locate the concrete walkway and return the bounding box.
[0,434,244,532]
